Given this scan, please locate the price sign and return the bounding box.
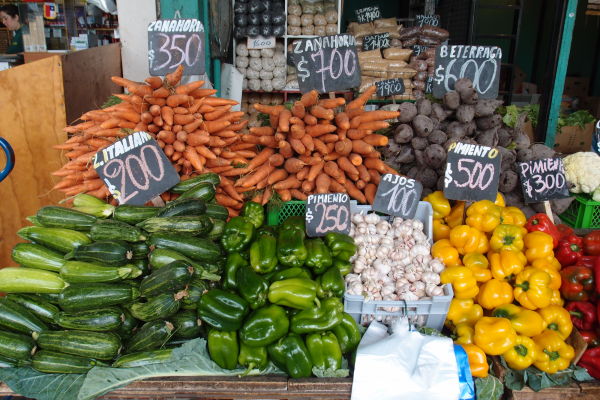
[415,14,440,27]
[247,36,276,50]
[305,193,351,237]
[148,18,205,76]
[93,132,180,205]
[412,44,429,56]
[518,158,570,203]
[443,141,502,201]
[362,33,390,51]
[355,6,381,23]
[424,76,434,94]
[375,78,405,97]
[291,34,361,94]
[373,174,422,219]
[432,45,501,99]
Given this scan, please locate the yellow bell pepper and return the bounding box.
[466,200,502,233]
[491,304,546,337]
[494,193,506,207]
[500,207,527,226]
[489,250,527,281]
[431,239,462,267]
[440,266,479,299]
[433,218,450,242]
[446,298,484,327]
[513,267,553,310]
[461,344,489,378]
[477,279,514,310]
[530,258,562,290]
[453,323,474,345]
[538,305,573,340]
[449,225,489,255]
[463,253,491,283]
[549,289,564,306]
[503,335,538,370]
[490,224,525,252]
[524,231,555,262]
[424,191,451,219]
[533,330,575,374]
[473,317,517,356]
[446,201,466,228]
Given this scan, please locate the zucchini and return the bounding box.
[0,298,48,334]
[131,242,150,260]
[11,243,65,272]
[207,219,226,240]
[127,320,174,353]
[171,173,220,194]
[0,267,66,294]
[32,350,106,374]
[37,293,61,304]
[0,330,36,360]
[204,203,229,220]
[55,307,123,331]
[36,206,97,231]
[113,205,160,225]
[5,294,59,324]
[73,194,115,218]
[131,258,150,276]
[128,292,183,322]
[177,182,216,202]
[26,215,44,226]
[116,309,138,339]
[147,233,221,262]
[65,240,133,267]
[182,278,209,310]
[60,261,134,283]
[0,354,30,367]
[148,249,220,281]
[113,348,173,368]
[59,283,140,312]
[34,330,121,360]
[17,226,91,254]
[172,310,202,339]
[90,219,146,243]
[137,215,213,236]
[155,198,206,218]
[140,260,194,297]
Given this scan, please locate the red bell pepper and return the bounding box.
[525,213,561,247]
[555,235,584,267]
[583,230,600,256]
[595,256,600,294]
[556,224,575,239]
[560,265,595,301]
[580,330,600,348]
[565,301,597,330]
[579,347,600,380]
[576,256,598,269]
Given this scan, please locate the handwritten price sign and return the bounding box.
[375,78,405,97]
[415,14,440,27]
[148,18,205,76]
[518,158,570,203]
[306,193,351,237]
[355,6,381,23]
[373,174,422,219]
[362,33,390,51]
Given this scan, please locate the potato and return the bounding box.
[411,137,428,150]
[499,170,518,192]
[393,124,414,143]
[474,99,503,117]
[398,102,418,123]
[475,114,502,130]
[424,144,447,169]
[456,105,475,123]
[428,129,447,145]
[475,128,499,147]
[443,91,460,110]
[416,98,432,116]
[529,143,556,160]
[431,103,447,121]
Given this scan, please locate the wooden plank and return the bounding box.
[0,56,67,268]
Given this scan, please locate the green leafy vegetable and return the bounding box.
[501,105,521,128]
[558,110,595,130]
[101,95,123,109]
[475,375,503,400]
[500,358,593,392]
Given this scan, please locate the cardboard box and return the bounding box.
[564,77,590,98]
[553,122,594,153]
[523,120,535,141]
[521,82,538,94]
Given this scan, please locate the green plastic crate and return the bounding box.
[266,201,306,226]
[560,194,600,229]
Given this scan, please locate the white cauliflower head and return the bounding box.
[563,152,600,193]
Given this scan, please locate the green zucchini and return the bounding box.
[11,243,65,272]
[36,206,97,231]
[182,279,209,310]
[32,350,106,373]
[164,338,189,348]
[155,198,206,218]
[0,298,48,334]
[128,292,183,322]
[140,260,194,297]
[26,215,44,227]
[34,330,122,360]
[17,226,91,254]
[204,203,229,220]
[90,219,146,242]
[147,233,221,262]
[171,310,202,339]
[73,193,115,218]
[171,173,220,194]
[113,205,161,225]
[0,330,36,360]
[207,219,226,240]
[55,307,123,331]
[5,294,59,324]
[59,283,140,312]
[37,293,61,304]
[127,320,174,353]
[116,309,138,340]
[131,258,150,276]
[65,240,133,267]
[137,215,213,236]
[177,182,216,202]
[148,249,220,281]
[0,354,30,367]
[0,267,66,294]
[113,348,173,368]
[131,242,150,260]
[60,261,134,283]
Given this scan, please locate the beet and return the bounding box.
[398,102,418,123]
[413,115,434,137]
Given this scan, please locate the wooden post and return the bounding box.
[543,200,555,224]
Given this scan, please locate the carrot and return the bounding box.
[288,124,304,140]
[329,179,346,193]
[306,161,325,181]
[315,173,331,194]
[213,111,244,123]
[356,180,367,190]
[145,76,163,89]
[86,186,110,199]
[202,96,237,106]
[383,164,399,175]
[164,144,175,157]
[242,135,261,144]
[324,161,344,180]
[157,130,175,144]
[222,136,240,146]
[253,104,284,114]
[261,186,273,205]
[237,164,275,187]
[313,138,329,155]
[221,167,250,176]
[221,182,244,202]
[348,153,363,166]
[204,120,231,133]
[289,138,306,155]
[276,189,292,202]
[195,145,217,160]
[291,102,306,118]
[360,110,400,123]
[296,166,310,181]
[188,98,205,113]
[352,140,375,155]
[257,136,279,148]
[175,80,205,95]
[357,164,371,182]
[347,129,370,140]
[165,65,184,86]
[269,113,280,130]
[300,90,319,107]
[320,134,339,143]
[229,120,249,131]
[310,106,334,120]
[357,121,389,131]
[346,86,376,110]
[290,189,308,201]
[227,207,240,217]
[318,97,346,109]
[284,158,306,174]
[153,87,170,98]
[337,157,359,177]
[209,136,226,147]
[334,139,353,155]
[158,106,173,126]
[300,135,315,153]
[364,158,386,173]
[204,105,232,121]
[306,124,337,137]
[334,112,350,130]
[278,141,293,158]
[345,180,367,203]
[186,132,210,146]
[363,134,389,147]
[275,109,291,133]
[111,76,138,88]
[216,193,241,208]
[149,104,161,116]
[268,153,284,167]
[302,180,315,193]
[174,113,195,125]
[267,169,288,185]
[118,121,137,129]
[166,94,191,108]
[364,183,377,204]
[289,117,305,127]
[183,147,205,171]
[249,126,274,136]
[304,114,318,126]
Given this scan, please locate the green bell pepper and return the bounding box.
[280,216,305,232]
[238,342,268,376]
[269,267,312,283]
[256,226,276,237]
[333,259,352,276]
[241,201,264,229]
[331,312,362,354]
[324,233,357,262]
[239,304,289,347]
[207,329,239,370]
[198,289,249,331]
[236,265,268,310]
[277,226,307,268]
[268,278,318,309]
[291,297,344,334]
[221,217,255,252]
[305,238,333,275]
[267,333,313,378]
[250,234,278,274]
[316,266,345,298]
[224,253,248,290]
[306,331,342,371]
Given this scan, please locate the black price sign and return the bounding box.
[148,18,205,76]
[291,34,361,94]
[433,45,501,99]
[362,33,390,51]
[376,78,405,97]
[373,174,422,219]
[518,158,570,203]
[412,44,429,56]
[93,132,180,205]
[355,6,381,23]
[424,76,434,94]
[305,193,351,237]
[443,142,502,201]
[415,14,440,27]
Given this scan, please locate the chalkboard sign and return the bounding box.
[93,132,180,205]
[424,76,434,94]
[443,141,502,201]
[355,6,381,23]
[305,193,351,237]
[291,34,361,94]
[432,45,502,99]
[518,158,570,203]
[376,78,405,97]
[415,14,440,27]
[148,18,205,76]
[412,44,429,56]
[362,33,390,51]
[373,174,422,219]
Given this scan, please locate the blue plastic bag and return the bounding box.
[454,345,476,400]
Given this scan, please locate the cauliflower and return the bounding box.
[563,152,600,194]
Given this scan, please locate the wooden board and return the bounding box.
[0,56,67,268]
[510,381,600,400]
